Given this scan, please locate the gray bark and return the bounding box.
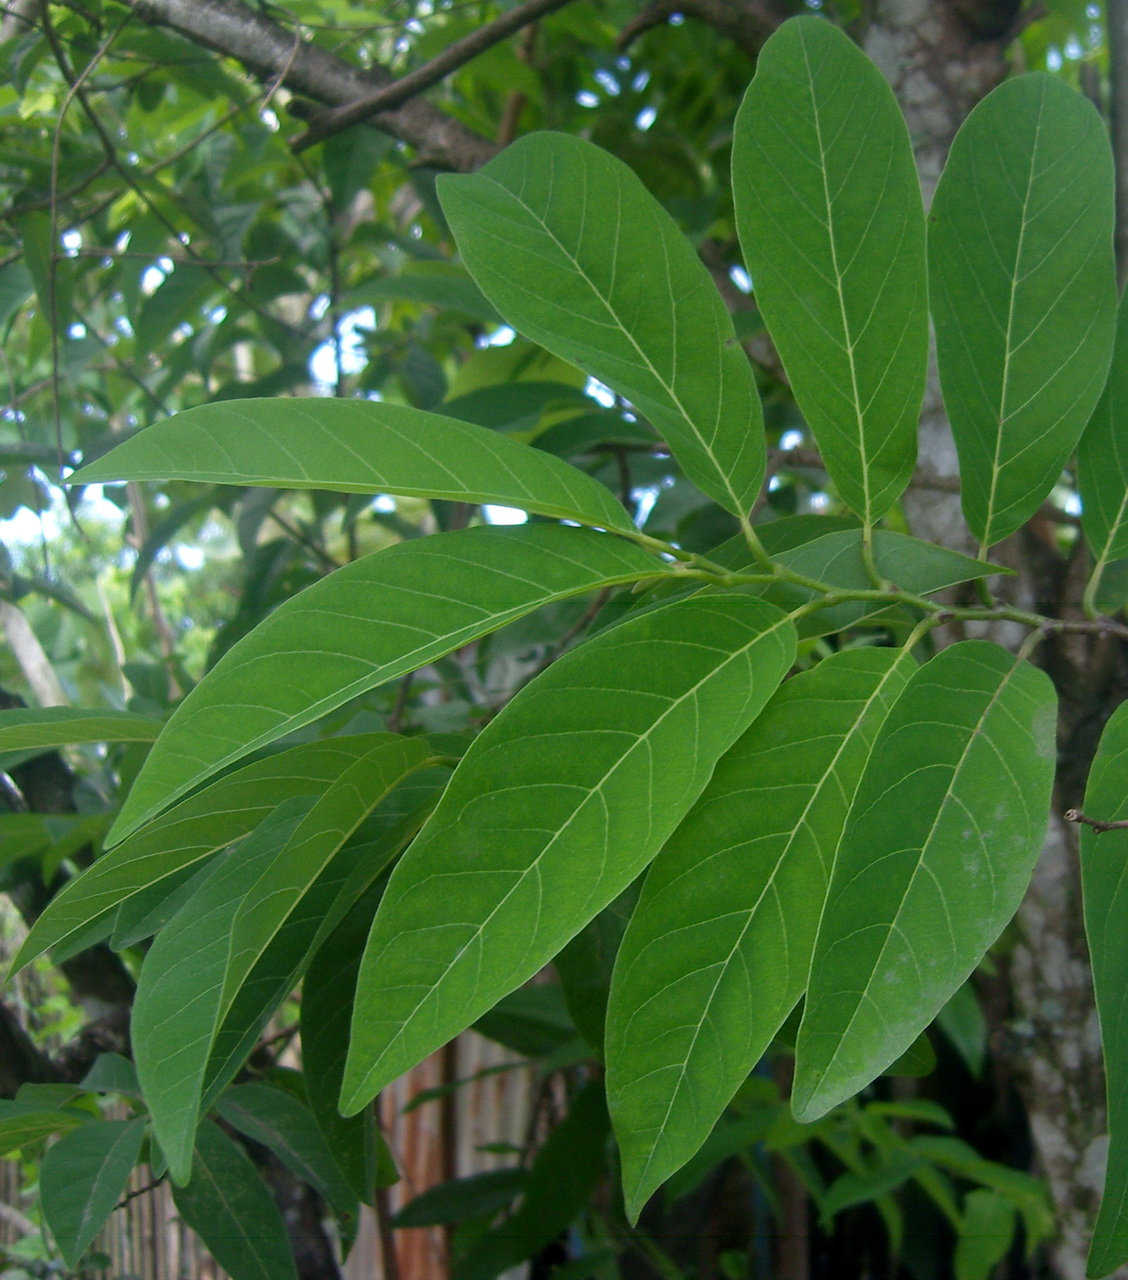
[866,4,1120,1276]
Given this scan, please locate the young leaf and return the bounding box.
[1078,286,1128,605]
[929,74,1116,551]
[40,1116,147,1267]
[607,646,916,1218]
[0,707,162,750]
[1078,699,1128,1277]
[438,132,765,519]
[71,397,635,534]
[11,734,401,972]
[793,642,1056,1121]
[107,525,667,843]
[172,1119,299,1280]
[133,801,310,1183]
[732,16,927,523]
[342,596,797,1112]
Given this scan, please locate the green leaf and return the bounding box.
[302,884,393,1204]
[216,1084,359,1225]
[438,132,765,519]
[0,1108,87,1156]
[607,647,915,1218]
[107,525,665,843]
[392,1168,526,1228]
[12,734,398,972]
[765,529,1004,635]
[71,397,635,534]
[732,16,927,523]
[793,642,1056,1121]
[1079,699,1128,1276]
[1079,286,1128,603]
[928,73,1116,550]
[218,736,430,1026]
[133,801,310,1183]
[821,1150,923,1222]
[0,707,162,750]
[342,596,797,1111]
[171,1119,299,1280]
[453,1081,609,1280]
[40,1117,147,1267]
[955,1188,1016,1280]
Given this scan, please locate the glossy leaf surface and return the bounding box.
[929,74,1116,550]
[439,131,765,517]
[342,596,797,1111]
[1079,700,1128,1277]
[732,16,926,522]
[794,642,1056,1120]
[607,647,915,1216]
[109,525,666,842]
[73,397,635,533]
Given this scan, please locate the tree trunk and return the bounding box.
[866,4,1122,1275]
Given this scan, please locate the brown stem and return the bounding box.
[292,0,576,152]
[1064,808,1128,833]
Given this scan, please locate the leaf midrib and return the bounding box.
[353,609,793,1099]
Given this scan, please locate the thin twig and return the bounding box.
[1064,809,1128,833]
[291,0,576,151]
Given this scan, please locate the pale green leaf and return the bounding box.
[607,647,915,1217]
[11,734,397,973]
[438,132,765,518]
[341,596,797,1111]
[1079,286,1128,603]
[1079,699,1128,1277]
[733,16,927,522]
[793,642,1056,1120]
[929,74,1116,550]
[172,1119,299,1280]
[0,1108,87,1156]
[107,525,667,844]
[0,707,162,750]
[134,801,310,1183]
[72,397,635,533]
[41,1117,147,1267]
[955,1189,1016,1280]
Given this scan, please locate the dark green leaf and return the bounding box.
[172,1119,299,1280]
[41,1117,147,1267]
